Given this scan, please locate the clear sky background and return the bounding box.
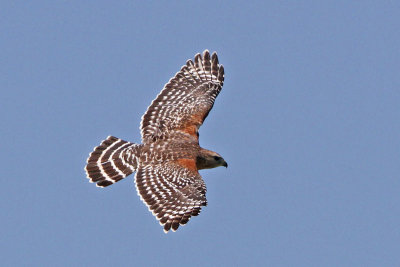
[2,1,399,266]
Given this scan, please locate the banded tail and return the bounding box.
[85,136,141,187]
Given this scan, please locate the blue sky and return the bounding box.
[2,1,400,266]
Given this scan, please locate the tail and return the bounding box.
[85,136,141,187]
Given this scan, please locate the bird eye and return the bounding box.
[213,156,221,161]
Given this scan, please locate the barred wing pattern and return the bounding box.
[85,136,141,187]
[140,50,224,143]
[85,50,226,233]
[135,162,207,233]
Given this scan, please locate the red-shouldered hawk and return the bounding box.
[85,50,227,233]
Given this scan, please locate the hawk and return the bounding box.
[85,50,227,233]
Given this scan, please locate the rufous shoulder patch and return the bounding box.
[177,158,197,171]
[181,125,198,137]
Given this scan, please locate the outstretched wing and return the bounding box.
[140,50,224,143]
[135,161,207,233]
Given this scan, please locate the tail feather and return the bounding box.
[85,136,141,187]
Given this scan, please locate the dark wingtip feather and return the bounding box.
[159,216,169,224]
[171,221,180,232]
[203,50,210,60]
[211,52,219,65]
[194,53,202,64]
[202,50,211,79]
[218,64,225,85]
[163,222,172,233]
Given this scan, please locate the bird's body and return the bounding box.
[85,50,226,233]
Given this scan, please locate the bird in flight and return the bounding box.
[85,50,227,233]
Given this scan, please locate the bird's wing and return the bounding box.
[135,160,207,233]
[140,50,224,143]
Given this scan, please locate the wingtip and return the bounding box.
[194,53,202,63]
[203,49,210,58]
[211,52,219,64]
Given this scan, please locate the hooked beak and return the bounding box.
[223,161,228,168]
